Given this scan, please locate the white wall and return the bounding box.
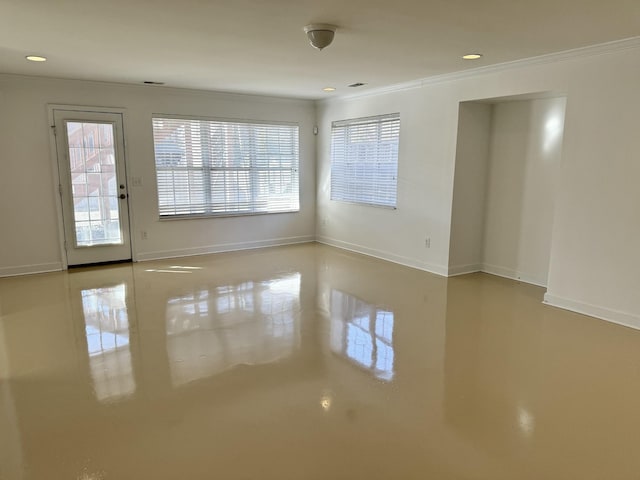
[482,97,566,287]
[316,86,461,275]
[0,76,316,275]
[448,102,492,275]
[316,66,569,277]
[544,50,640,327]
[317,39,640,328]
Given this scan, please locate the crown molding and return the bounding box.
[320,36,640,103]
[2,36,638,105]
[0,73,314,105]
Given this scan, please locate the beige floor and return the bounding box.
[1,243,639,479]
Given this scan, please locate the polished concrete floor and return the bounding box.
[1,243,640,479]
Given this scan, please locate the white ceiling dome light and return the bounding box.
[303,24,337,51]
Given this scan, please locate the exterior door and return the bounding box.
[53,109,132,266]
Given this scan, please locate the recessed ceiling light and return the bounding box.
[25,55,47,62]
[323,87,336,92]
[462,53,483,60]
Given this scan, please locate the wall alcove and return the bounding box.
[449,93,567,287]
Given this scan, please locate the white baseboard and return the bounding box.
[136,235,315,262]
[448,264,482,276]
[316,235,449,277]
[0,262,63,278]
[543,293,640,331]
[480,263,547,287]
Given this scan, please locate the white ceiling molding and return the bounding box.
[0,73,315,106]
[322,35,640,103]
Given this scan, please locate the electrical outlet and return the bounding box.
[141,230,148,240]
[425,237,431,248]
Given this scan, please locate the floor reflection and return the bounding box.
[166,273,301,386]
[0,322,23,480]
[443,275,544,457]
[329,289,395,381]
[5,244,640,479]
[81,284,135,402]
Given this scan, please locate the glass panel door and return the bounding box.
[67,121,123,246]
[54,110,132,265]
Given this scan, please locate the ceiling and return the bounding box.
[1,0,638,99]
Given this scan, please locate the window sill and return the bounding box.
[158,209,300,221]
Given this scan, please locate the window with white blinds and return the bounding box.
[330,113,400,208]
[152,117,300,218]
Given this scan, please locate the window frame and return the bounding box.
[329,112,400,209]
[151,114,301,220]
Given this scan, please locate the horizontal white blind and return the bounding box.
[330,113,400,208]
[152,117,300,217]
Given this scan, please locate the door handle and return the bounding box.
[119,193,127,199]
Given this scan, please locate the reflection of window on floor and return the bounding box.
[166,273,301,386]
[330,289,395,381]
[81,284,135,402]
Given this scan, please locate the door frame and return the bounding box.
[47,104,138,269]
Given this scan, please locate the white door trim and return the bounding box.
[47,104,136,268]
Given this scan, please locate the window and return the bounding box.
[152,116,300,218]
[330,113,400,208]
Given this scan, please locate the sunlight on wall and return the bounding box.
[543,104,566,155]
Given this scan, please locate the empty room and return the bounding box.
[1,1,640,478]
